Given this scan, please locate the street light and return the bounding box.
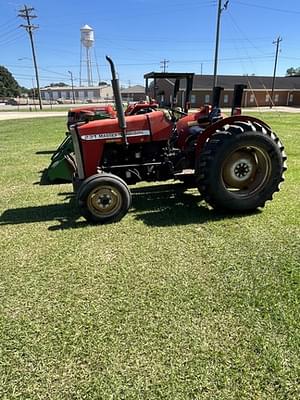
[68,70,76,104]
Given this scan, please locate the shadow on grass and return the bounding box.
[35,150,55,155]
[130,183,258,226]
[0,195,88,231]
[0,183,258,230]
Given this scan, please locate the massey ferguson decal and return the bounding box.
[81,130,151,141]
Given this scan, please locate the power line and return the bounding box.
[6,55,275,72]
[226,10,265,77]
[0,32,26,46]
[0,16,19,32]
[227,11,265,56]
[18,5,42,109]
[0,27,20,38]
[235,1,300,14]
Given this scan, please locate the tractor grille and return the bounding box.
[70,126,85,180]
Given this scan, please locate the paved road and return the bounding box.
[0,111,66,121]
[0,106,299,121]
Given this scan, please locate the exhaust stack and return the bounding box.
[106,56,128,145]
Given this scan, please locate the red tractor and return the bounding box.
[67,104,117,129]
[67,56,286,224]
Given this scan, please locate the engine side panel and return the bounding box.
[77,114,159,177]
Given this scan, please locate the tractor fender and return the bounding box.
[195,115,272,157]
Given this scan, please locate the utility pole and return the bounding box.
[19,5,43,110]
[270,36,282,108]
[32,78,37,111]
[160,59,169,73]
[68,71,76,104]
[213,0,229,88]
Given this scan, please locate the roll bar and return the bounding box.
[212,86,224,109]
[231,84,247,116]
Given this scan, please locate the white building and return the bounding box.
[40,85,113,103]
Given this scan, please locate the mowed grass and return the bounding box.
[0,113,299,399]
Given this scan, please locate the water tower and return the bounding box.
[80,24,94,86]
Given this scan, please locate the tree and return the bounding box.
[27,87,37,98]
[0,66,22,97]
[49,82,69,87]
[20,86,29,95]
[286,67,300,77]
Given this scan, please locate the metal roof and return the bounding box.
[144,72,194,79]
[121,85,145,93]
[41,85,110,91]
[184,75,300,90]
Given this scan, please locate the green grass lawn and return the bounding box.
[0,114,299,399]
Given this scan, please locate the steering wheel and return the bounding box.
[168,108,188,121]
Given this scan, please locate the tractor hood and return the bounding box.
[76,114,150,142]
[76,110,173,143]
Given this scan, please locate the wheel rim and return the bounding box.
[221,146,272,196]
[87,185,122,217]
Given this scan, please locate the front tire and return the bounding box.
[77,173,132,223]
[196,121,287,212]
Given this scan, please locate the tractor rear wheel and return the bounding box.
[196,121,287,212]
[77,173,132,223]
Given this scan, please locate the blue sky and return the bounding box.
[1,0,300,88]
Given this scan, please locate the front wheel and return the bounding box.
[77,173,132,223]
[196,121,287,211]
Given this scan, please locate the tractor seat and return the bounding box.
[197,107,222,125]
[188,125,205,137]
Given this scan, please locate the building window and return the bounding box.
[205,94,210,103]
[223,94,229,104]
[250,94,255,103]
[191,94,196,104]
[84,90,88,98]
[265,94,270,103]
[275,94,279,103]
[57,91,62,99]
[289,94,294,102]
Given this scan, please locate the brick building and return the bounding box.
[121,85,146,102]
[146,74,300,108]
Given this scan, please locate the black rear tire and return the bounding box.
[196,121,287,211]
[77,173,132,223]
